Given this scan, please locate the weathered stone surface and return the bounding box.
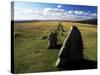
[48,31,57,48]
[57,23,65,32]
[55,26,83,68]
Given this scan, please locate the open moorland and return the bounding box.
[14,21,97,73]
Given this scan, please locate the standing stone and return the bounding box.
[48,31,57,48]
[55,26,83,69]
[57,23,65,32]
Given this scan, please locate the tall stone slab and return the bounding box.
[55,26,83,68]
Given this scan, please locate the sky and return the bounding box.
[12,1,97,21]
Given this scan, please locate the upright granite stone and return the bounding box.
[48,31,57,48]
[57,23,65,32]
[55,26,83,68]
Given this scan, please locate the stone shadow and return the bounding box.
[57,59,97,70]
[48,44,62,49]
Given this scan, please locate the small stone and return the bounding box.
[57,23,65,32]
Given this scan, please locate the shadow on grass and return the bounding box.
[48,44,62,49]
[57,59,97,70]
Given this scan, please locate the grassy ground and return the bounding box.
[14,21,97,73]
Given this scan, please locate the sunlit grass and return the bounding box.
[14,21,97,73]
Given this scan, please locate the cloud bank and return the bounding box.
[14,7,97,21]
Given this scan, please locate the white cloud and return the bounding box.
[57,5,62,8]
[68,10,73,14]
[15,7,33,15]
[89,13,97,17]
[43,8,65,13]
[74,11,84,15]
[14,7,44,20]
[14,7,97,21]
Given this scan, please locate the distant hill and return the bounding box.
[12,18,97,25]
[77,19,97,25]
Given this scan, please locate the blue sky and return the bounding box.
[12,1,97,21]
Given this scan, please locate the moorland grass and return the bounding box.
[14,21,97,73]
